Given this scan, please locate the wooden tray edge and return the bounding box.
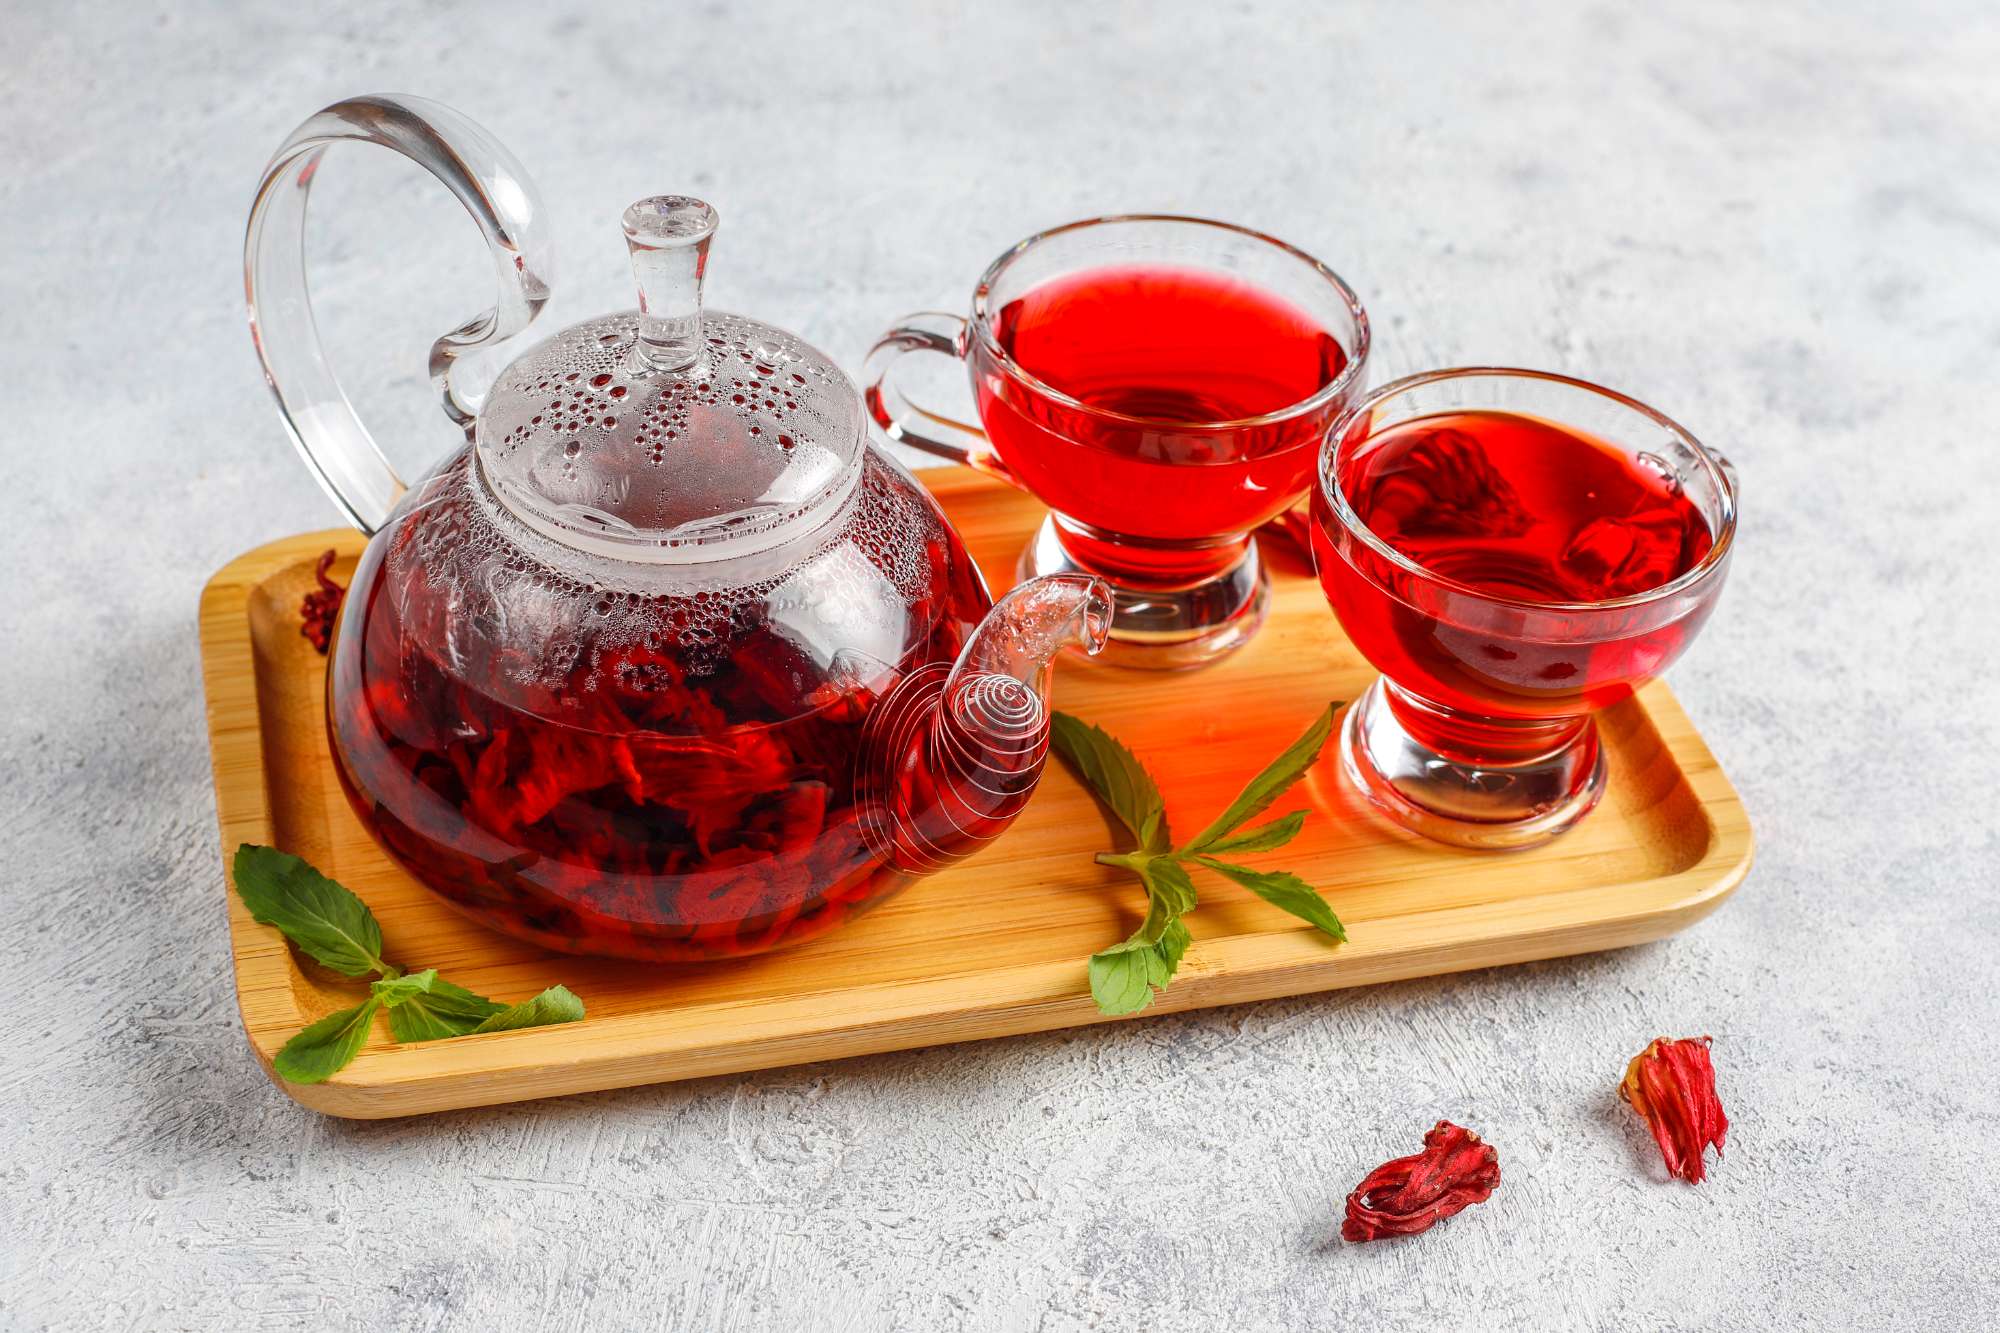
[199,535,320,1084]
[272,863,1750,1118]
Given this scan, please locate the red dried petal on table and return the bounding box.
[299,549,346,654]
[1620,1036,1729,1183]
[1342,1120,1500,1243]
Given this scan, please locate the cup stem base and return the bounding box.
[1018,515,1268,670]
[1338,679,1606,849]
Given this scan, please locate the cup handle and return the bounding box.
[1707,445,1740,499]
[863,312,1016,484]
[245,95,555,533]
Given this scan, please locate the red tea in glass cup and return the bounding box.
[1311,369,1737,848]
[868,216,1369,667]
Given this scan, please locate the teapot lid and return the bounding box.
[475,196,864,563]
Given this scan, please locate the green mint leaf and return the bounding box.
[1089,918,1192,1016]
[1192,810,1307,856]
[1052,712,1170,852]
[388,1005,466,1043]
[1125,891,1177,950]
[231,844,389,978]
[1116,857,1196,950]
[1183,703,1339,853]
[1089,947,1154,1015]
[1149,917,1192,986]
[369,968,439,1007]
[386,975,506,1042]
[387,976,505,1041]
[1195,858,1347,942]
[469,984,587,1034]
[1141,856,1199,919]
[419,977,508,1020]
[272,998,381,1084]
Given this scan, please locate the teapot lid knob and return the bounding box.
[621,196,719,373]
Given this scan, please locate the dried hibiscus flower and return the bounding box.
[1620,1036,1729,1183]
[299,549,346,654]
[1342,1120,1500,1243]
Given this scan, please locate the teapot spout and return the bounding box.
[859,575,1112,873]
[949,572,1114,720]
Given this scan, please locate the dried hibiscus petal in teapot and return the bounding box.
[1619,1036,1729,1183]
[298,549,346,653]
[1342,1120,1500,1243]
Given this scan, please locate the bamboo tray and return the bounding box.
[199,467,1752,1118]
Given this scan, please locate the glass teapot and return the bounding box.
[245,95,1110,962]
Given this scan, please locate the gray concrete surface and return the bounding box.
[4,1,1997,1329]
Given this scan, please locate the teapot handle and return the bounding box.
[244,95,555,533]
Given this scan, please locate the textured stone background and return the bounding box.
[3,1,1997,1329]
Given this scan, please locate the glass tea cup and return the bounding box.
[1310,368,1737,849]
[866,215,1370,668]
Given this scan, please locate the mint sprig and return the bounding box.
[1052,702,1346,1016]
[231,844,585,1084]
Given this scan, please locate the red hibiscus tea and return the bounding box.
[324,455,1059,963]
[979,263,1350,581]
[332,572,1057,961]
[869,216,1369,667]
[1312,409,1719,724]
[1312,370,1735,848]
